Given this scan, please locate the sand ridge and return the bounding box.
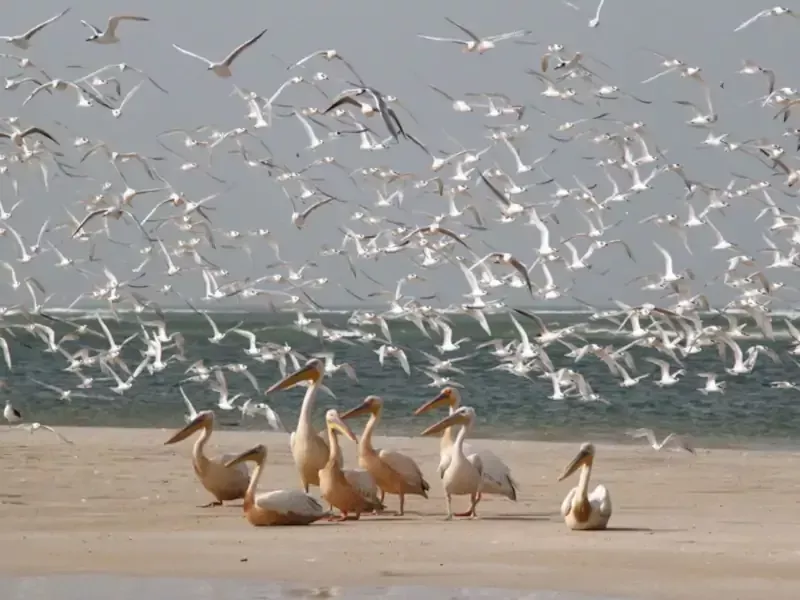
[1,426,799,600]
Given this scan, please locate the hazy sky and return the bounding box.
[0,0,794,310]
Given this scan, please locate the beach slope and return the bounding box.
[0,427,798,600]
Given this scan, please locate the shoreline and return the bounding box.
[1,427,799,599]
[10,424,800,453]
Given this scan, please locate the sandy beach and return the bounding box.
[1,427,799,600]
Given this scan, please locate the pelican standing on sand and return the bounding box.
[164,411,249,507]
[557,442,612,530]
[414,387,518,509]
[265,358,342,492]
[420,406,483,519]
[224,444,328,526]
[341,395,430,515]
[319,409,384,520]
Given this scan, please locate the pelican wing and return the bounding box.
[255,489,327,517]
[474,448,517,500]
[343,468,382,504]
[378,448,428,490]
[561,487,577,517]
[589,483,612,519]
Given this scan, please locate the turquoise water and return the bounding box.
[3,309,800,448]
[3,575,629,600]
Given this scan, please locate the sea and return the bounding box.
[3,308,800,450]
[3,575,628,600]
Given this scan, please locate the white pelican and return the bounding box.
[557,442,612,531]
[420,406,483,519]
[224,444,328,526]
[265,358,342,492]
[414,387,518,509]
[341,395,429,515]
[164,411,250,507]
[319,409,384,520]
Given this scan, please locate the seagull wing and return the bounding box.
[172,44,215,67]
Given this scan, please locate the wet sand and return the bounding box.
[0,426,798,600]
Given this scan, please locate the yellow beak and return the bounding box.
[413,389,451,416]
[328,417,358,442]
[223,444,266,469]
[558,449,591,482]
[164,412,209,445]
[420,411,465,437]
[340,399,373,420]
[266,363,318,394]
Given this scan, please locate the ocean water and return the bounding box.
[2,309,800,448]
[3,575,629,600]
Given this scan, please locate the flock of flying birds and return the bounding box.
[0,4,798,463]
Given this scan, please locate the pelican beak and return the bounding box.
[164,412,208,445]
[413,389,452,416]
[340,398,373,420]
[266,363,318,394]
[328,414,357,442]
[420,411,464,437]
[223,444,265,468]
[558,448,592,482]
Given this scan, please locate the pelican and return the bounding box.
[224,444,328,526]
[341,396,430,515]
[164,411,250,507]
[414,387,518,509]
[319,409,384,520]
[557,442,612,531]
[420,406,483,519]
[265,358,342,492]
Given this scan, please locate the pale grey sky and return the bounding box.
[0,0,793,310]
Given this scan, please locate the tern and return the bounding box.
[172,28,268,78]
[734,7,800,32]
[418,17,532,53]
[0,8,70,50]
[626,428,695,454]
[82,15,150,44]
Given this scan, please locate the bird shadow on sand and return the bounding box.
[601,526,680,533]
[478,512,556,522]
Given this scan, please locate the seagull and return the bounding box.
[697,372,726,394]
[3,399,21,423]
[589,0,607,27]
[472,252,534,295]
[418,17,532,53]
[172,28,268,78]
[82,15,150,44]
[14,422,74,444]
[0,8,70,50]
[179,386,199,423]
[734,7,800,32]
[626,428,695,454]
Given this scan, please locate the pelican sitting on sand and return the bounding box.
[421,406,483,519]
[414,387,518,510]
[164,410,250,507]
[557,442,612,531]
[265,358,343,492]
[341,395,430,515]
[224,444,328,526]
